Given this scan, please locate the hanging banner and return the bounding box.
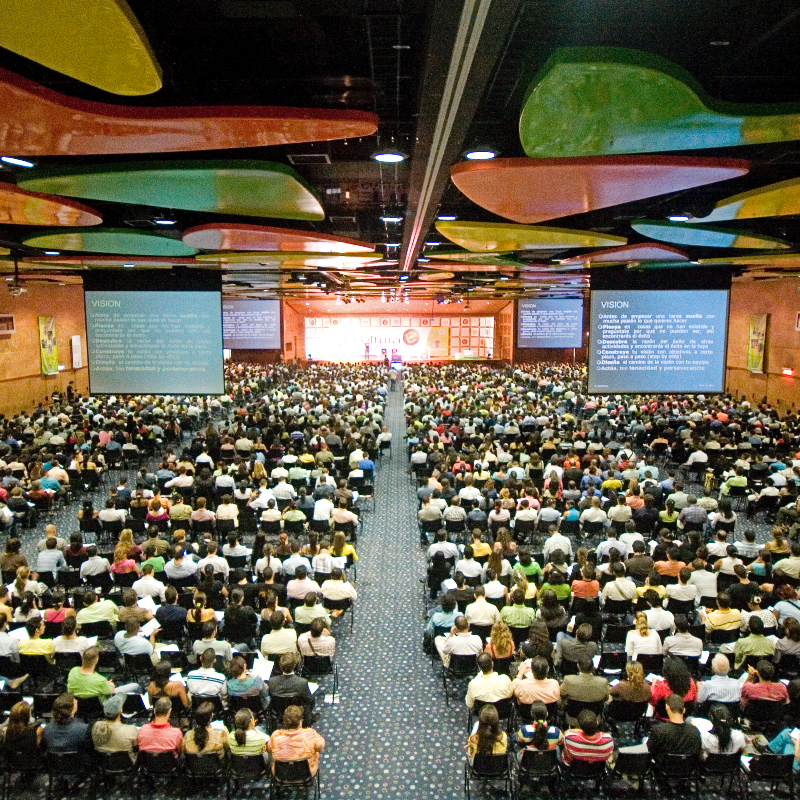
[746,313,768,374]
[38,316,59,375]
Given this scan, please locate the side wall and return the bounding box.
[725,278,800,410]
[0,283,88,416]
[282,301,306,362]
[496,302,513,361]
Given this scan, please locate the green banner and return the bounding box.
[38,316,58,375]
[746,313,768,374]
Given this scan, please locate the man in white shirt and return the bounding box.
[543,528,573,562]
[662,615,704,657]
[465,653,513,709]
[458,475,482,504]
[197,542,230,580]
[643,590,675,633]
[427,530,459,562]
[601,563,638,602]
[465,587,501,626]
[665,567,699,603]
[596,530,629,562]
[455,546,484,580]
[435,615,483,667]
[312,497,334,527]
[579,497,608,527]
[247,482,276,511]
[132,564,167,601]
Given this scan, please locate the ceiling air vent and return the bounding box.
[286,153,331,165]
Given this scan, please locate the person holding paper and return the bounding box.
[191,620,233,666]
[67,646,140,699]
[114,618,158,664]
[268,653,316,726]
[762,726,800,770]
[146,660,190,713]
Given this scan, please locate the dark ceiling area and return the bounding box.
[2,0,800,298]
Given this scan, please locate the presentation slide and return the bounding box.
[517,299,583,348]
[223,299,281,349]
[84,291,224,395]
[588,290,728,394]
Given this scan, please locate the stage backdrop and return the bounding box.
[304,315,495,362]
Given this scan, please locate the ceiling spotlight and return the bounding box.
[381,215,403,224]
[463,146,499,161]
[424,241,440,247]
[372,148,407,163]
[418,257,430,263]
[0,156,34,168]
[44,250,60,255]
[668,214,691,222]
[153,217,176,226]
[399,274,409,281]
[386,242,401,247]
[123,264,135,268]
[437,215,456,221]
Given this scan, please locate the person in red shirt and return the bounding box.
[561,710,614,765]
[137,696,183,757]
[740,659,789,711]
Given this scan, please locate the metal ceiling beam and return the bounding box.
[400,0,523,272]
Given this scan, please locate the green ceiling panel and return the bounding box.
[20,160,325,221]
[23,228,197,256]
[520,47,800,158]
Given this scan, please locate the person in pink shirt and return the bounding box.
[137,697,183,757]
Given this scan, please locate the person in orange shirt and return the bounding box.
[654,547,686,578]
[267,705,325,775]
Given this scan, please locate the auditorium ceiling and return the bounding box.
[2,0,800,299]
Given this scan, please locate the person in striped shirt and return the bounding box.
[229,707,268,760]
[560,710,614,765]
[186,648,226,697]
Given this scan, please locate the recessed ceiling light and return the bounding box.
[668,214,691,222]
[418,257,430,263]
[44,250,60,255]
[386,242,401,247]
[123,263,135,268]
[399,274,409,281]
[464,147,499,161]
[154,218,176,226]
[425,241,440,247]
[1,156,34,168]
[381,215,403,223]
[437,215,456,221]
[372,148,406,163]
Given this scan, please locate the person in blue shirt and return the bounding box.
[424,593,459,655]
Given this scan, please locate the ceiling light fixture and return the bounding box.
[44,250,60,255]
[437,215,456,221]
[153,218,176,226]
[386,242,401,247]
[668,214,691,222]
[399,274,409,281]
[463,146,499,161]
[418,257,430,263]
[381,215,403,224]
[372,148,407,163]
[424,241,440,247]
[0,156,34,168]
[123,263,134,268]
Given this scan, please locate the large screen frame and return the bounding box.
[83,269,224,396]
[516,298,584,349]
[588,288,730,395]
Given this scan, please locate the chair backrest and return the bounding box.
[75,695,105,721]
[565,699,606,719]
[606,699,649,723]
[269,693,305,717]
[273,758,313,784]
[48,751,93,775]
[448,653,478,676]
[229,753,268,780]
[654,752,699,774]
[139,750,178,774]
[603,600,633,617]
[519,748,558,775]
[704,752,742,775]
[748,753,794,779]
[96,750,138,774]
[302,655,334,677]
[604,623,633,643]
[610,750,652,776]
[79,620,114,639]
[470,753,509,778]
[473,696,513,720]
[746,697,783,721]
[185,752,226,777]
[567,757,606,777]
[635,653,663,674]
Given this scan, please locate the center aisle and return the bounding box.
[320,380,467,799]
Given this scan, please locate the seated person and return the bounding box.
[183,701,228,757]
[268,653,316,725]
[186,648,227,697]
[465,653,513,710]
[267,704,325,775]
[137,696,183,757]
[191,620,233,666]
[740,659,789,711]
[516,700,563,753]
[42,692,91,753]
[467,704,507,763]
[91,693,139,762]
[260,611,299,658]
[560,710,614,765]
[697,653,742,706]
[646,694,701,766]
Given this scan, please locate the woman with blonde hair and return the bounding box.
[9,566,44,598]
[251,460,267,482]
[507,568,537,605]
[609,660,652,703]
[111,542,140,575]
[484,620,515,661]
[187,591,216,624]
[116,528,142,561]
[625,612,662,661]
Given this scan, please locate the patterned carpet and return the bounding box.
[10,384,787,799]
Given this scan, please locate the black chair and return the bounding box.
[666,598,695,616]
[3,745,45,797]
[301,655,338,704]
[78,620,114,639]
[442,653,478,706]
[226,754,269,800]
[75,695,105,721]
[47,751,93,799]
[742,753,794,799]
[563,698,606,725]
[463,753,512,800]
[268,693,307,732]
[604,699,649,737]
[54,651,83,676]
[704,752,746,798]
[184,752,228,794]
[607,751,653,798]
[652,753,701,799]
[18,654,57,689]
[743,698,785,736]
[516,748,560,798]
[635,653,663,675]
[603,599,633,618]
[271,758,320,800]
[91,750,139,798]
[136,751,180,800]
[777,653,800,680]
[561,756,607,796]
[226,693,265,723]
[469,697,514,733]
